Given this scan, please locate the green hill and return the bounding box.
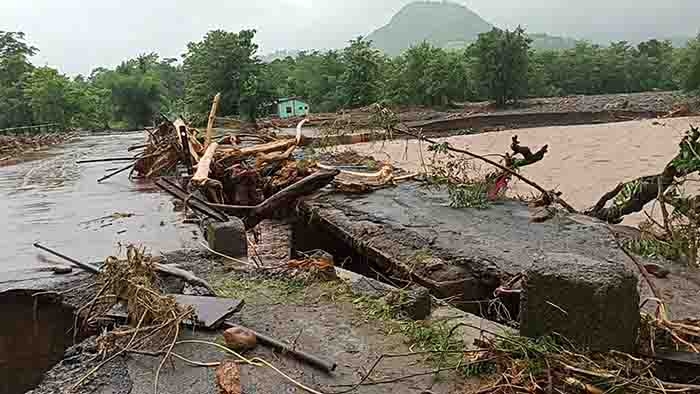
[366,1,576,55]
[366,1,492,56]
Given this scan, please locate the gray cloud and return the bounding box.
[2,0,698,75]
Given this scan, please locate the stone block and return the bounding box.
[520,252,639,352]
[204,218,247,258]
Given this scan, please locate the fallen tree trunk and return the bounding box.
[192,142,219,187]
[206,93,221,147]
[221,138,298,167]
[586,169,677,223]
[211,169,339,228]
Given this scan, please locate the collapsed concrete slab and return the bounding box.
[294,183,631,314]
[519,253,640,352]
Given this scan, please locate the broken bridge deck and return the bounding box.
[293,182,700,318]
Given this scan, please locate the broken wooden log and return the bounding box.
[154,177,229,222]
[77,157,141,164]
[34,242,100,274]
[211,169,340,228]
[222,138,298,169]
[255,145,296,168]
[206,93,221,146]
[221,320,337,372]
[192,142,219,187]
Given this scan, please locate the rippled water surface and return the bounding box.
[0,132,197,273]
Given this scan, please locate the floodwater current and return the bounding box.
[0,132,198,275]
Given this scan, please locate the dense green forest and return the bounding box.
[1,27,699,130]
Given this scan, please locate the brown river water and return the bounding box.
[3,117,700,279]
[0,132,198,275]
[352,116,700,224]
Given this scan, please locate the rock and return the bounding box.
[203,218,248,259]
[160,274,185,294]
[51,266,72,275]
[223,325,257,351]
[644,263,670,279]
[393,286,431,321]
[520,253,639,352]
[183,283,215,296]
[529,206,555,223]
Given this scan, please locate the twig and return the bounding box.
[199,241,254,269]
[392,125,577,213]
[97,162,136,183]
[607,226,663,303]
[72,310,147,390]
[154,311,179,394]
[175,339,325,394]
[330,359,497,390]
[433,323,467,382]
[327,350,485,394]
[125,348,221,367]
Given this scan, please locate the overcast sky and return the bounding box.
[2,0,698,75]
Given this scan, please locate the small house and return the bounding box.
[276,97,309,118]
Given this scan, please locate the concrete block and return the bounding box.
[336,267,431,320]
[520,252,639,352]
[204,218,247,258]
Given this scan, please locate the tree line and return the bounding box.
[1,27,699,130]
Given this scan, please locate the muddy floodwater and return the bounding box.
[0,132,198,276]
[352,116,700,224]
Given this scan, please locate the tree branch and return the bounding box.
[393,125,577,213]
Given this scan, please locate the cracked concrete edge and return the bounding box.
[335,266,513,348]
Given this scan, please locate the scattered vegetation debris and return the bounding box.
[0,132,78,162]
[590,126,700,267]
[286,251,338,282]
[215,360,242,394]
[70,245,195,391]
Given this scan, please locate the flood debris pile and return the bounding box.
[0,131,78,162]
[112,99,417,231]
[467,313,700,394]
[54,245,197,392]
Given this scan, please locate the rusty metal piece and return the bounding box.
[33,243,100,274]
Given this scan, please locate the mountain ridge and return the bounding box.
[365,1,577,55]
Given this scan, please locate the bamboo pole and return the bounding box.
[206,93,221,147]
